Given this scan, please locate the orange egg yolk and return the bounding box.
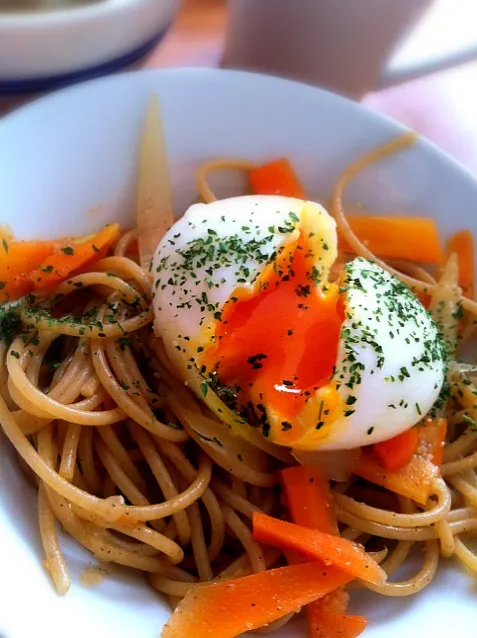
[203,232,344,441]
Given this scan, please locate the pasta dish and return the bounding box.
[1,98,477,637]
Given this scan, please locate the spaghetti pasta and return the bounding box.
[2,131,477,637]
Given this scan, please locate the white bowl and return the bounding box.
[1,68,477,638]
[0,0,178,93]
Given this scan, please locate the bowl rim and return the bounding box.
[0,33,168,93]
[2,65,476,192]
[1,66,477,638]
[0,0,161,26]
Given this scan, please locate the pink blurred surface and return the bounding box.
[3,0,477,175]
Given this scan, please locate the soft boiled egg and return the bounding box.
[152,195,445,451]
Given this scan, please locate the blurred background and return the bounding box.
[2,0,477,172]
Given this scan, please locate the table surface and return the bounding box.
[4,0,477,175]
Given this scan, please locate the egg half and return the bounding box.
[152,195,445,450]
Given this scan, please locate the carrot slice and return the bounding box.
[161,562,353,638]
[281,466,365,638]
[280,465,338,535]
[354,452,437,505]
[356,418,445,504]
[373,427,419,471]
[249,159,441,263]
[29,224,120,290]
[416,290,431,309]
[249,158,306,199]
[0,275,31,304]
[252,512,386,585]
[307,589,367,638]
[340,216,443,264]
[0,237,59,302]
[445,229,474,297]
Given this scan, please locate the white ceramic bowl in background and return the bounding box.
[1,68,477,637]
[0,0,178,93]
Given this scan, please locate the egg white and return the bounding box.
[152,195,445,451]
[152,195,337,373]
[294,257,446,450]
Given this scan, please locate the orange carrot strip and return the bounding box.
[249,160,442,263]
[416,291,431,309]
[356,418,445,504]
[445,229,474,297]
[373,427,419,472]
[281,466,365,637]
[280,465,338,535]
[249,158,306,199]
[340,216,443,264]
[0,276,31,304]
[307,589,367,638]
[252,513,386,585]
[161,562,353,638]
[0,237,58,277]
[29,224,120,290]
[354,452,437,505]
[0,237,59,302]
